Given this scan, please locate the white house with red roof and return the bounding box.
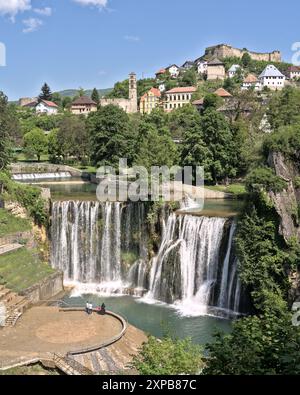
[23,99,59,115]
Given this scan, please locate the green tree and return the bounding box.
[57,115,89,163]
[0,92,13,169]
[88,105,135,167]
[23,128,48,162]
[203,93,222,110]
[48,128,62,163]
[200,109,237,183]
[39,83,52,101]
[181,68,197,87]
[131,336,203,375]
[91,88,100,105]
[134,121,178,170]
[267,87,300,130]
[204,309,300,375]
[241,52,252,68]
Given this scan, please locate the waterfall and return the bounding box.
[51,201,244,317]
[13,172,71,181]
[51,200,148,294]
[145,214,242,317]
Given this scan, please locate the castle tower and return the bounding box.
[129,72,138,113]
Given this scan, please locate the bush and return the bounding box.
[245,167,287,193]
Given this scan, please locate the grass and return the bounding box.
[0,248,55,293]
[0,363,60,376]
[0,209,31,237]
[14,153,50,163]
[205,183,246,197]
[73,164,97,175]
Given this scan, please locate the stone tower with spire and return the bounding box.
[129,72,138,113]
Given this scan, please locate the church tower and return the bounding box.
[129,72,138,113]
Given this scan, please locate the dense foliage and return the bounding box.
[131,336,204,375]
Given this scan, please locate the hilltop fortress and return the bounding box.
[203,44,282,63]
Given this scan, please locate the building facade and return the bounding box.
[288,66,300,80]
[140,88,161,114]
[242,73,262,91]
[207,58,226,80]
[71,96,97,115]
[258,65,286,90]
[99,72,138,114]
[23,99,58,115]
[228,64,241,78]
[166,64,180,78]
[164,86,196,112]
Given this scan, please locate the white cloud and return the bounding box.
[0,0,31,18]
[34,7,52,16]
[22,17,43,33]
[73,0,108,8]
[124,35,140,42]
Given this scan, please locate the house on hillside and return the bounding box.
[214,88,232,100]
[140,88,161,114]
[166,64,180,78]
[195,59,208,75]
[258,65,286,90]
[23,99,58,115]
[155,68,166,79]
[71,96,97,115]
[207,58,226,80]
[181,61,195,70]
[242,73,262,91]
[228,64,241,78]
[287,66,300,80]
[164,86,197,112]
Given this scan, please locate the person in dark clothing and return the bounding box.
[101,303,106,315]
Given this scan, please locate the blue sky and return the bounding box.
[0,0,299,100]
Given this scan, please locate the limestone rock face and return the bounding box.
[267,152,300,243]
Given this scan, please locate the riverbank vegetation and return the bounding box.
[0,248,55,293]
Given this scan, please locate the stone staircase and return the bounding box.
[71,326,141,374]
[0,244,24,256]
[0,285,30,327]
[52,354,94,376]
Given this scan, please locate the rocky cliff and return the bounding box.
[268,151,300,243]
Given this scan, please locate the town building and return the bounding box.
[228,64,241,78]
[23,99,59,115]
[71,96,97,115]
[99,72,138,114]
[192,98,204,112]
[181,61,195,70]
[139,87,161,114]
[19,97,38,107]
[207,58,226,80]
[242,73,262,91]
[258,65,286,90]
[214,88,232,100]
[164,86,197,112]
[155,68,166,79]
[288,66,300,80]
[195,59,208,75]
[166,64,180,78]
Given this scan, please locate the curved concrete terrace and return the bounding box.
[0,306,146,371]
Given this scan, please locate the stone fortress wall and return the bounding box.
[204,44,282,63]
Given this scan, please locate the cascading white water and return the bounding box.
[51,201,148,295]
[145,213,241,317]
[13,172,71,181]
[51,201,244,317]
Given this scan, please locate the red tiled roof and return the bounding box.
[214,88,232,98]
[23,101,38,107]
[288,66,300,72]
[166,87,197,94]
[243,73,258,83]
[149,87,161,97]
[192,98,204,105]
[41,100,58,108]
[156,68,166,75]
